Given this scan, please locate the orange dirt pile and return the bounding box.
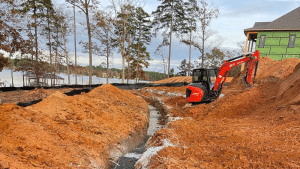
[152,76,233,84]
[146,58,300,168]
[143,86,187,95]
[163,96,186,108]
[0,84,148,168]
[228,57,300,90]
[152,76,192,83]
[0,88,74,104]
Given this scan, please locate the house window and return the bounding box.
[258,35,266,48]
[288,34,296,48]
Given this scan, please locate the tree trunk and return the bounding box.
[202,28,204,68]
[10,54,13,87]
[34,5,39,86]
[189,28,192,76]
[168,1,173,78]
[61,23,70,85]
[73,3,77,85]
[121,20,126,83]
[55,31,58,86]
[127,34,131,84]
[106,31,109,84]
[85,0,92,85]
[136,26,141,83]
[201,13,205,68]
[122,52,125,83]
[47,9,52,86]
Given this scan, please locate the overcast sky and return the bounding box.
[2,0,300,74]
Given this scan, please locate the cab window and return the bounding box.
[193,69,207,82]
[208,69,217,83]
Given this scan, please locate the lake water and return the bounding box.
[0,69,150,87]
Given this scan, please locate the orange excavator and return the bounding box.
[186,50,260,104]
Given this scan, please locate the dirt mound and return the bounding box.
[228,57,300,90]
[276,62,300,106]
[164,96,186,108]
[0,84,148,168]
[256,57,300,79]
[152,76,192,83]
[152,76,233,84]
[0,88,74,104]
[143,86,187,95]
[143,58,300,168]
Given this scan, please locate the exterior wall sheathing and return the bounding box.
[255,31,300,60]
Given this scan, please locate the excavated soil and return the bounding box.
[0,88,74,104]
[137,57,300,168]
[152,76,233,84]
[0,84,149,169]
[143,86,186,95]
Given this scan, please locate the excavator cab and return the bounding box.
[187,67,219,103]
[192,68,218,91]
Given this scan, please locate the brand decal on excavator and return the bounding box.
[218,75,222,78]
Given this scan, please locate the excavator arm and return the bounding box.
[213,50,260,96]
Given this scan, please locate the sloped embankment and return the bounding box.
[0,84,149,169]
[136,57,300,168]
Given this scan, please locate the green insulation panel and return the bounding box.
[254,31,300,60]
[272,31,289,37]
[257,31,273,37]
[270,46,287,54]
[286,47,300,54]
[260,53,268,57]
[294,38,300,46]
[293,32,300,37]
[256,46,270,54]
[265,38,280,45]
[256,38,260,46]
[267,55,283,60]
[280,38,289,46]
[284,54,299,58]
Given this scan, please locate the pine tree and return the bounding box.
[131,7,152,83]
[152,0,186,78]
[65,0,100,85]
[180,0,198,76]
[40,0,56,86]
[129,43,150,82]
[196,0,219,67]
[177,58,194,76]
[19,0,53,86]
[93,10,115,84]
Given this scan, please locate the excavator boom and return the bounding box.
[214,50,260,92]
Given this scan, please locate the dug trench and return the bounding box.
[111,86,189,168]
[111,103,165,168]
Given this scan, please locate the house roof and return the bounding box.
[244,6,300,34]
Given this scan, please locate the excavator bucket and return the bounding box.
[241,75,252,87]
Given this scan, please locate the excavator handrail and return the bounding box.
[213,50,260,96]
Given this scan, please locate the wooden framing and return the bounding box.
[242,31,258,70]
